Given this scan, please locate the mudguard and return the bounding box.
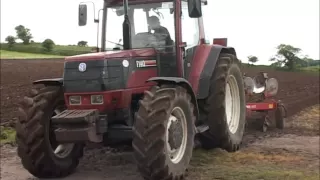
[33,78,63,86]
[147,77,199,120]
[197,46,237,99]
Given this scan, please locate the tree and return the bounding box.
[5,35,16,48]
[270,44,302,70]
[15,25,33,44]
[270,61,282,68]
[248,55,258,65]
[78,41,88,47]
[300,55,319,67]
[42,39,55,52]
[309,59,320,66]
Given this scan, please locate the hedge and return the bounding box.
[0,43,93,56]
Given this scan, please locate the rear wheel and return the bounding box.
[16,85,84,178]
[199,53,246,151]
[133,85,195,180]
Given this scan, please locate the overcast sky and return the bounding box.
[1,0,319,64]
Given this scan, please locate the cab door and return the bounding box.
[180,0,201,79]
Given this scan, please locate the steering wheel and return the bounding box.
[132,32,158,48]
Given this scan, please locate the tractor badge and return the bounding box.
[78,63,87,72]
[136,60,156,68]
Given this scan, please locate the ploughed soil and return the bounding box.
[1,59,319,126]
[0,59,319,180]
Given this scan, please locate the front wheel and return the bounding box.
[16,85,84,178]
[133,85,196,180]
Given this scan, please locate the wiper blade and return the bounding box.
[107,40,123,47]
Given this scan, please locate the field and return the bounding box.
[0,50,64,59]
[301,65,320,73]
[1,59,318,126]
[1,43,93,56]
[0,59,319,180]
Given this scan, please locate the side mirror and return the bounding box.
[116,9,125,16]
[116,6,129,16]
[188,0,202,18]
[79,4,88,26]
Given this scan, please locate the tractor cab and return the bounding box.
[75,0,206,78]
[106,1,175,52]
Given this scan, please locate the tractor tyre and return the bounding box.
[16,85,84,178]
[133,85,195,180]
[199,53,246,151]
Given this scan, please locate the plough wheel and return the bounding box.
[262,115,270,132]
[275,101,287,129]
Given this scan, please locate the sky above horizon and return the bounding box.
[1,0,319,64]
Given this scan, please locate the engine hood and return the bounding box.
[65,48,157,61]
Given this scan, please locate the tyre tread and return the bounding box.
[16,85,83,178]
[199,53,246,152]
[133,85,195,180]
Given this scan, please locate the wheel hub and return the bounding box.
[168,118,183,150]
[225,75,241,134]
[166,107,188,164]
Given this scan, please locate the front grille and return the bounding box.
[63,59,124,92]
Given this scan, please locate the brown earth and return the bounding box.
[0,59,319,180]
[1,59,319,126]
[1,59,65,126]
[1,105,319,180]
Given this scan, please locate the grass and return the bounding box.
[1,43,93,56]
[188,149,319,180]
[300,66,320,73]
[0,126,16,145]
[288,104,320,134]
[242,63,320,75]
[0,50,64,59]
[1,43,94,51]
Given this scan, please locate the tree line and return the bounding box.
[5,25,89,52]
[5,25,319,70]
[246,44,319,70]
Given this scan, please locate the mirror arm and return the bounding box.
[96,8,103,23]
[95,9,104,52]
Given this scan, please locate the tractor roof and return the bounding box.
[106,0,172,6]
[106,0,207,6]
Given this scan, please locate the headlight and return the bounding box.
[91,95,103,104]
[69,96,81,105]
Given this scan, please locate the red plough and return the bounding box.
[244,72,287,132]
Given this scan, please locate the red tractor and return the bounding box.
[16,0,246,179]
[244,72,287,132]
